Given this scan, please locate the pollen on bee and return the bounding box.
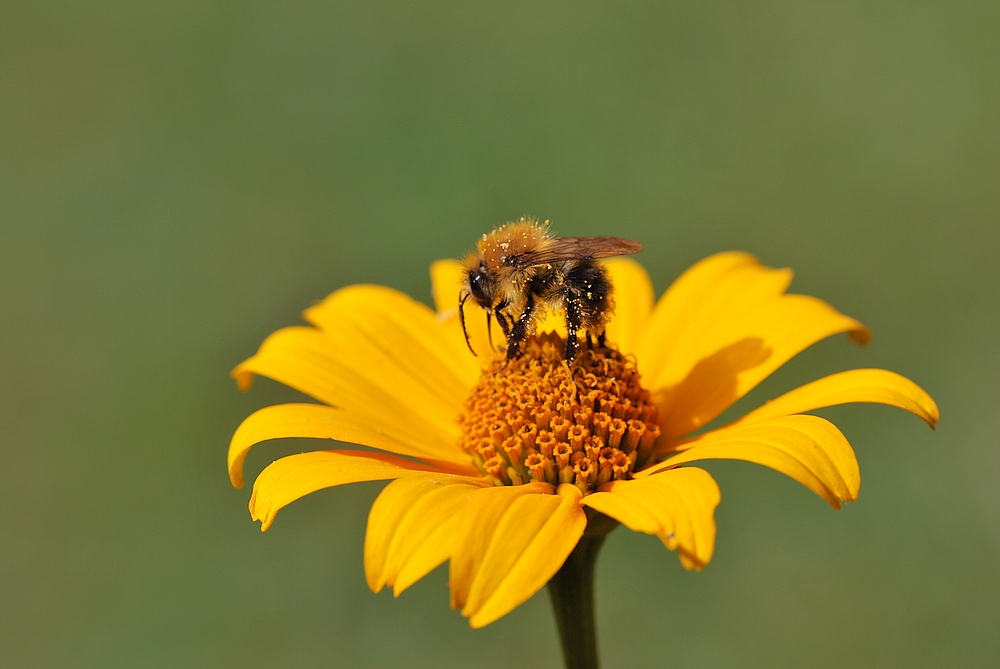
[456,333,660,492]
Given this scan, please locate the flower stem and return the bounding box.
[547,510,617,669]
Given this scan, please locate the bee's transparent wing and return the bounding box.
[507,237,643,268]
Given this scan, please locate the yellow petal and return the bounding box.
[580,487,663,534]
[431,258,466,314]
[382,483,480,597]
[392,514,459,596]
[364,473,486,593]
[431,259,503,365]
[734,368,939,428]
[645,415,859,509]
[637,252,870,440]
[228,403,475,490]
[601,257,654,355]
[583,467,720,570]
[464,484,586,628]
[304,283,479,396]
[248,450,435,531]
[636,251,760,378]
[448,482,554,611]
[232,326,460,452]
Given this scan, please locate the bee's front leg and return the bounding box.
[506,295,537,360]
[493,299,512,338]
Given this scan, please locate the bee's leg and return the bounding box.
[564,295,583,362]
[506,295,537,360]
[596,331,607,348]
[493,310,506,336]
[490,299,512,339]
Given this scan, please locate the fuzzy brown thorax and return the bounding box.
[475,217,550,271]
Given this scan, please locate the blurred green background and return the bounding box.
[2,2,997,667]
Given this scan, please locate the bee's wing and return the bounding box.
[507,237,643,268]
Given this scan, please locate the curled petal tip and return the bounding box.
[849,327,873,346]
[231,361,256,390]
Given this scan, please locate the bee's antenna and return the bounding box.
[458,292,477,357]
[486,310,495,352]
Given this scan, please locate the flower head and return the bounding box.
[229,251,938,628]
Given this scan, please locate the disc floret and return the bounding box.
[457,333,661,493]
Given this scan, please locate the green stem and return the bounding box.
[547,510,617,669]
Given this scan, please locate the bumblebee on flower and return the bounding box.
[229,219,937,644]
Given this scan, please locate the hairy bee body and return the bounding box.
[460,218,642,361]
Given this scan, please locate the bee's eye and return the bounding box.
[468,270,488,304]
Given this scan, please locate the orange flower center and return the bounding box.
[457,333,661,493]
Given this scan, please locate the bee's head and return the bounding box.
[458,257,497,358]
[466,265,492,309]
[460,252,496,311]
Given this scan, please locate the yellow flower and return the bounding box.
[228,252,938,629]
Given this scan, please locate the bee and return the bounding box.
[459,217,643,362]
